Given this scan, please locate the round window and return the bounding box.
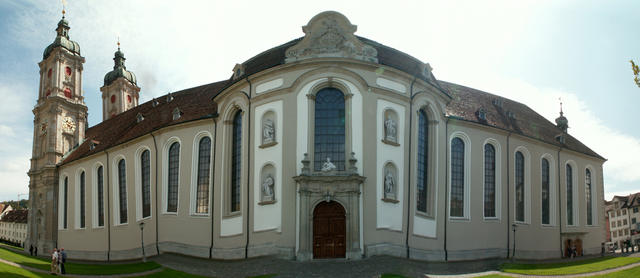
[63,88,72,98]
[111,95,116,103]
[65,66,72,76]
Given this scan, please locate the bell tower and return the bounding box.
[100,42,140,121]
[26,10,88,254]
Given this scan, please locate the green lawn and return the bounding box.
[0,246,161,275]
[501,256,640,275]
[0,262,56,278]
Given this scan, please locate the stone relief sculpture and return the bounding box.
[384,116,397,143]
[262,118,275,144]
[262,174,274,202]
[321,157,336,172]
[384,170,395,200]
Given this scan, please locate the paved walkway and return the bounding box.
[0,257,163,278]
[152,253,640,278]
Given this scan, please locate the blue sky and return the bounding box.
[0,0,639,201]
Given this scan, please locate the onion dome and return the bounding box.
[43,15,81,59]
[555,101,569,133]
[104,47,137,86]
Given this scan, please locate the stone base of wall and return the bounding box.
[247,243,295,259]
[447,248,507,261]
[67,244,159,261]
[366,243,405,258]
[159,241,209,258]
[410,247,446,261]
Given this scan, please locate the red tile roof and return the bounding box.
[0,209,28,224]
[61,36,603,165]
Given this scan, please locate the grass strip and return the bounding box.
[0,245,161,275]
[501,256,640,275]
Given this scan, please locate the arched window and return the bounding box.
[484,144,496,218]
[80,171,86,228]
[416,110,429,213]
[541,158,550,225]
[196,137,211,213]
[167,142,180,213]
[97,166,104,227]
[450,137,465,217]
[314,88,345,171]
[515,151,525,222]
[141,150,151,218]
[118,159,128,224]
[566,164,574,225]
[586,169,593,225]
[63,176,68,229]
[231,111,242,212]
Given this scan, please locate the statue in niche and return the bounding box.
[262,118,275,144]
[384,115,397,143]
[262,174,274,201]
[321,157,336,172]
[384,170,395,199]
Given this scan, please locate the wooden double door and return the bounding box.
[313,201,346,258]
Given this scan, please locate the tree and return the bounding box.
[632,60,640,88]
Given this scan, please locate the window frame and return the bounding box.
[191,131,213,216]
[135,146,153,221]
[75,169,86,229]
[565,160,579,227]
[162,137,182,215]
[112,155,128,226]
[58,174,69,230]
[513,146,531,224]
[482,139,502,221]
[585,166,597,226]
[92,163,105,228]
[448,132,471,220]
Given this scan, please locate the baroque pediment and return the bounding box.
[285,11,378,63]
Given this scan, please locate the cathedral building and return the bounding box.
[27,11,605,261]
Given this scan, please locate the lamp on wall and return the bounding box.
[512,224,517,260]
[139,222,146,262]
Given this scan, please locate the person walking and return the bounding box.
[50,248,58,275]
[34,246,38,257]
[29,245,33,256]
[60,248,67,274]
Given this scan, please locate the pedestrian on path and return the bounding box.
[34,246,37,257]
[60,248,67,274]
[50,248,58,275]
[29,245,33,256]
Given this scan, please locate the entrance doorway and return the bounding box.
[313,201,346,258]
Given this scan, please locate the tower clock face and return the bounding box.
[63,117,76,133]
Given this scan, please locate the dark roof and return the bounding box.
[62,36,604,165]
[220,36,447,97]
[622,193,640,208]
[442,81,605,160]
[0,210,28,223]
[62,81,227,164]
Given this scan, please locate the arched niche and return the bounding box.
[260,110,277,148]
[382,108,399,146]
[382,162,399,203]
[259,164,276,205]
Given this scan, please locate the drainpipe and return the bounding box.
[151,133,160,256]
[444,117,449,261]
[558,147,563,257]
[210,119,217,259]
[105,150,111,262]
[505,132,512,259]
[244,77,253,259]
[405,76,417,259]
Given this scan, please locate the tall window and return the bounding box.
[118,159,128,224]
[80,171,86,228]
[97,166,104,227]
[586,169,593,225]
[541,158,550,225]
[416,110,429,213]
[314,88,346,171]
[450,137,465,217]
[231,111,242,212]
[515,151,525,222]
[484,144,496,218]
[167,142,180,213]
[566,164,574,225]
[63,177,68,229]
[197,137,211,214]
[141,150,151,218]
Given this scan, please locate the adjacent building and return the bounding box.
[27,11,606,262]
[605,193,640,249]
[0,209,29,247]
